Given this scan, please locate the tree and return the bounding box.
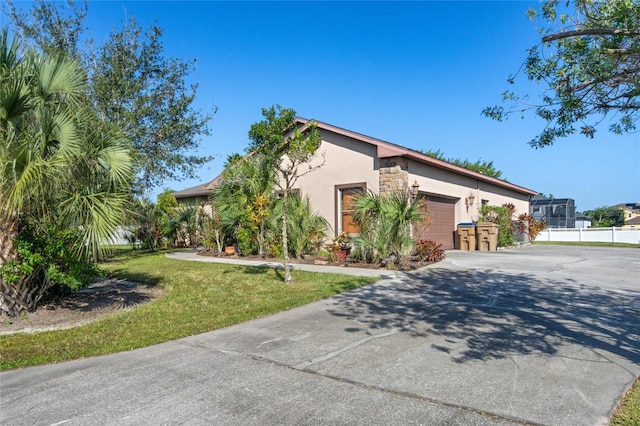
[583,206,624,227]
[248,106,324,282]
[269,193,329,259]
[420,149,505,179]
[91,18,214,191]
[483,0,640,148]
[212,153,276,255]
[3,0,88,61]
[5,0,215,192]
[351,190,423,266]
[0,31,132,315]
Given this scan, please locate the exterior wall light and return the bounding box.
[410,180,420,201]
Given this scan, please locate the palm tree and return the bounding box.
[351,189,423,266]
[0,31,132,315]
[211,153,275,254]
[270,194,329,258]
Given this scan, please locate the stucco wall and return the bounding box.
[408,161,530,225]
[292,130,379,235]
[291,129,532,238]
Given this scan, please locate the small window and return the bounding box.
[481,199,489,206]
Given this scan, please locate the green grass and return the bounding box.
[0,250,376,370]
[533,241,640,248]
[610,376,640,425]
[2,249,637,424]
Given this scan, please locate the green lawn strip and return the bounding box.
[610,376,640,425]
[533,241,640,248]
[0,252,376,370]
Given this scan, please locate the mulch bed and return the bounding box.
[197,250,436,271]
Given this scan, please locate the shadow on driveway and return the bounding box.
[328,267,640,367]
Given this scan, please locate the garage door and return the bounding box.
[414,195,456,250]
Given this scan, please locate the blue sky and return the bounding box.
[8,1,640,211]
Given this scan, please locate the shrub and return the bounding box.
[326,232,352,262]
[236,227,258,255]
[479,205,514,247]
[515,213,546,241]
[415,239,446,263]
[270,194,329,258]
[351,190,423,266]
[0,223,102,315]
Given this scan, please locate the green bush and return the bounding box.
[236,227,258,255]
[478,205,514,247]
[0,223,103,314]
[270,194,329,258]
[351,190,423,266]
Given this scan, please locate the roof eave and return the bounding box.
[296,117,538,197]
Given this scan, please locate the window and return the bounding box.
[481,199,489,206]
[336,184,365,234]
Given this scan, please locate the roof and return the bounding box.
[296,117,538,197]
[614,203,640,212]
[625,216,640,225]
[175,118,539,198]
[173,176,221,199]
[530,197,575,206]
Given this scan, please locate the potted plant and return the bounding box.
[331,231,352,261]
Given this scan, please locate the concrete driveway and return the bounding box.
[1,245,638,425]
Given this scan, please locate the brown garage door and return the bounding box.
[414,195,456,250]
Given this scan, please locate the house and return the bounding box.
[173,177,220,207]
[615,203,640,226]
[530,196,576,229]
[175,118,538,250]
[622,215,640,229]
[575,213,592,229]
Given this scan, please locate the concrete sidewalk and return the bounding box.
[1,246,638,425]
[165,250,396,278]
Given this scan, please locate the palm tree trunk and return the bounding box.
[0,214,21,316]
[282,189,292,282]
[0,215,17,267]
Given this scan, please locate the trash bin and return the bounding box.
[476,222,499,251]
[457,223,476,251]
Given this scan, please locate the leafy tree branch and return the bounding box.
[484,0,640,148]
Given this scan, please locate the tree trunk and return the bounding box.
[0,215,26,317]
[0,215,18,267]
[282,189,292,283]
[258,220,265,257]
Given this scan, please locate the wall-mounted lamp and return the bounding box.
[410,180,420,201]
[465,193,475,208]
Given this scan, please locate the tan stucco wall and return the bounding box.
[408,161,530,225]
[292,130,380,235]
[291,130,531,236]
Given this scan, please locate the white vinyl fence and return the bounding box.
[536,227,640,245]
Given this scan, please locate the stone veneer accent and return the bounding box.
[379,156,409,195]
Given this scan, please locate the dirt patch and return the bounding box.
[0,278,165,336]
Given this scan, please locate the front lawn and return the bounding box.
[610,376,640,425]
[0,250,376,370]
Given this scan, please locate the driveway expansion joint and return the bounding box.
[178,338,541,426]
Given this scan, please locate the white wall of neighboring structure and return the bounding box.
[575,219,592,229]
